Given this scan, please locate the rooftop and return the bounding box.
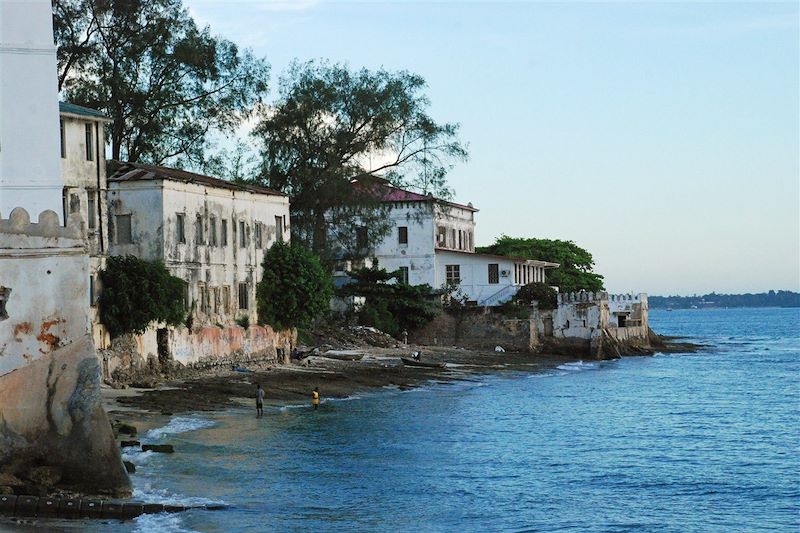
[108,161,286,197]
[59,102,110,120]
[380,183,478,212]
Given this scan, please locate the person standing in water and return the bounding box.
[256,383,265,418]
[312,387,320,410]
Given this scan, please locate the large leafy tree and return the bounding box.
[478,236,605,293]
[53,0,270,167]
[251,60,468,262]
[256,242,332,330]
[337,263,439,337]
[98,255,186,337]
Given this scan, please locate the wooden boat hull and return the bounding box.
[401,357,446,369]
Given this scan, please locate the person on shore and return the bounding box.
[312,387,320,410]
[256,383,265,418]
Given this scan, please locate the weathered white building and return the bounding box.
[344,184,558,305]
[106,162,295,367]
[59,101,112,346]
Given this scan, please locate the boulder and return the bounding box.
[0,473,24,487]
[123,461,136,474]
[120,440,140,448]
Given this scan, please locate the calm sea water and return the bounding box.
[7,307,800,533]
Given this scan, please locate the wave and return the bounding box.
[556,361,596,371]
[132,483,226,507]
[133,511,199,533]
[144,416,216,440]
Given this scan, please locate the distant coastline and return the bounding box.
[649,290,800,309]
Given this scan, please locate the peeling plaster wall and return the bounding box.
[373,203,437,286]
[0,209,90,375]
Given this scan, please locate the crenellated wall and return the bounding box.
[0,208,130,496]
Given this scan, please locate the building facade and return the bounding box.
[347,183,558,306]
[107,162,291,327]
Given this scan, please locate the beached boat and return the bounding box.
[401,357,447,369]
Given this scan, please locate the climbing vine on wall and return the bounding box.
[99,255,187,337]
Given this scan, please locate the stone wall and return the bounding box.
[102,324,296,381]
[412,309,538,352]
[0,209,129,496]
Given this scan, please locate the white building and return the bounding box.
[341,183,558,306]
[59,101,112,345]
[107,162,290,327]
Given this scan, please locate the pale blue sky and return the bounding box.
[186,0,799,295]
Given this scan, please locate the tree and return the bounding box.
[251,60,468,262]
[477,236,604,293]
[513,282,558,310]
[337,263,439,336]
[54,0,270,168]
[256,242,332,330]
[98,255,186,337]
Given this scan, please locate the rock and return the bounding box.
[114,423,138,436]
[161,411,173,416]
[120,440,140,448]
[27,466,61,488]
[0,486,13,495]
[141,444,174,453]
[0,473,24,487]
[123,461,136,474]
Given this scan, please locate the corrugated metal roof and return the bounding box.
[59,102,110,120]
[379,184,478,212]
[108,161,286,197]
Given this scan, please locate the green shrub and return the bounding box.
[235,315,250,329]
[257,242,332,330]
[99,255,186,337]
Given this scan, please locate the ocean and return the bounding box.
[5,307,799,532]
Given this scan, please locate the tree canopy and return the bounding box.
[337,263,439,337]
[477,236,604,293]
[53,0,269,167]
[256,242,332,330]
[98,255,186,337]
[251,60,467,262]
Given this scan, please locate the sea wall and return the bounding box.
[412,309,538,352]
[0,209,130,496]
[102,324,296,382]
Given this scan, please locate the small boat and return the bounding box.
[401,357,447,369]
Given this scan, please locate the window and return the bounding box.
[195,214,204,244]
[398,266,409,284]
[356,226,368,250]
[87,190,96,229]
[60,120,66,158]
[0,287,10,320]
[176,213,185,243]
[255,222,263,248]
[239,221,246,247]
[198,282,208,313]
[209,216,217,246]
[116,214,132,244]
[221,219,228,246]
[458,230,463,250]
[89,275,99,306]
[398,226,408,245]
[238,282,249,310]
[446,264,460,285]
[450,229,456,249]
[85,123,94,161]
[468,231,473,251]
[275,215,284,242]
[436,226,447,246]
[222,286,231,314]
[488,263,499,284]
[69,193,80,214]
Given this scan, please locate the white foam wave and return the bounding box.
[133,512,198,533]
[144,416,215,440]
[133,483,226,507]
[556,361,596,371]
[121,448,155,464]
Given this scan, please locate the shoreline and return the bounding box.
[103,335,704,429]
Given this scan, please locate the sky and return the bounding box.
[185,0,799,296]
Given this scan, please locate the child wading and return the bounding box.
[256,383,265,418]
[312,387,320,410]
